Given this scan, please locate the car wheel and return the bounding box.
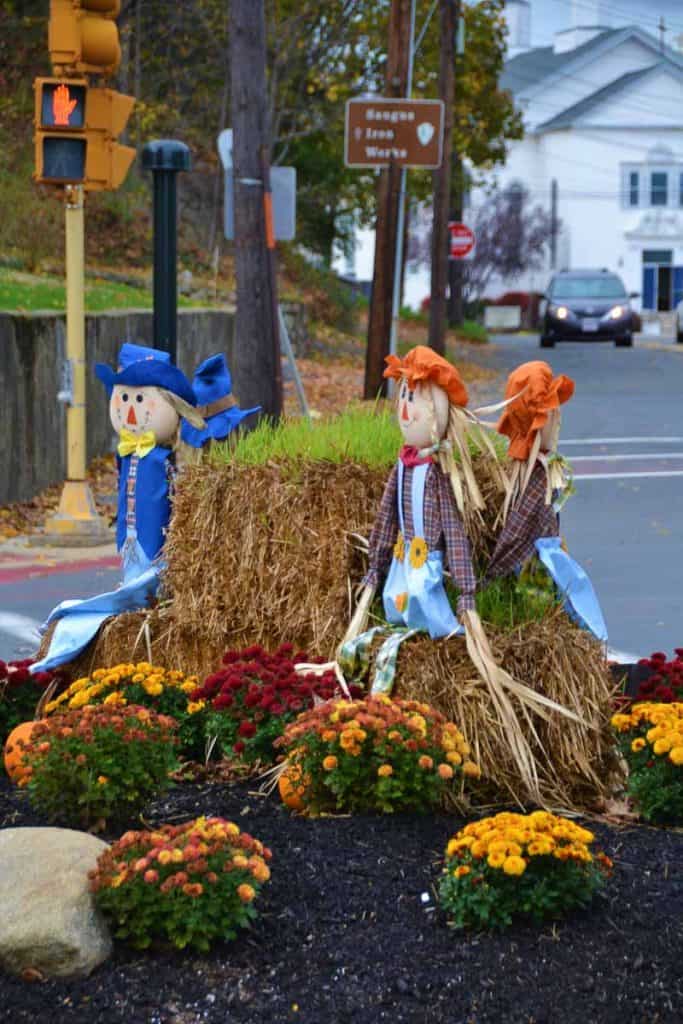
[540,335,555,348]
[677,330,683,344]
[615,335,633,348]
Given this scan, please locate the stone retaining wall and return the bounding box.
[0,309,236,505]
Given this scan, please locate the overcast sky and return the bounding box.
[513,0,683,48]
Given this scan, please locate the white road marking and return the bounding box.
[575,470,683,481]
[0,612,42,644]
[571,452,683,462]
[563,437,683,445]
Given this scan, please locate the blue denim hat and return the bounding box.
[95,344,196,406]
[180,353,260,447]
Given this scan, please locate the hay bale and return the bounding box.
[391,607,621,811]
[164,460,389,658]
[164,453,504,659]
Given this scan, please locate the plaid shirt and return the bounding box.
[486,461,559,580]
[363,461,476,615]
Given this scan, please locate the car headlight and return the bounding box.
[605,305,626,320]
[549,304,570,320]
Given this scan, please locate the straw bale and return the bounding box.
[164,460,387,658]
[389,607,621,811]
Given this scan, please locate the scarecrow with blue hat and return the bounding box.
[95,344,205,580]
[31,344,205,672]
[180,353,259,448]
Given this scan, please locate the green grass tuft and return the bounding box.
[0,268,197,313]
[212,405,402,469]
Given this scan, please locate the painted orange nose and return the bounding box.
[127,406,137,426]
[401,402,410,422]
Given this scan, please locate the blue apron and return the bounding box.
[535,536,608,643]
[383,461,461,640]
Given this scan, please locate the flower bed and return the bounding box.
[632,649,683,703]
[275,695,480,815]
[0,659,61,762]
[612,701,683,823]
[190,643,362,765]
[45,662,206,761]
[90,816,272,952]
[14,704,179,828]
[439,811,612,930]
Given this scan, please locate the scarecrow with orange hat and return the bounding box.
[357,345,490,641]
[488,360,607,641]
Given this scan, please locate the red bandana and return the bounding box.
[399,445,433,467]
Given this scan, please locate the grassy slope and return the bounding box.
[0,267,200,313]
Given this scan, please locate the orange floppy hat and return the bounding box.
[383,345,468,407]
[496,360,574,460]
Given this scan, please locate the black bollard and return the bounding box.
[141,140,192,363]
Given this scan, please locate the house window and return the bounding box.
[651,172,668,206]
[629,171,639,206]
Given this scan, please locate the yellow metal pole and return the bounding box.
[66,184,86,480]
[38,185,110,545]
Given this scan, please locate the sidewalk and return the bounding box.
[0,536,118,585]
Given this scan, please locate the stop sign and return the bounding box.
[448,221,475,259]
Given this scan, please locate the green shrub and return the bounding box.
[19,704,179,828]
[45,661,208,762]
[275,695,480,815]
[91,817,272,951]
[611,702,683,824]
[439,811,612,930]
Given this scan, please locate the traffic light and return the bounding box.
[49,0,122,78]
[34,78,135,190]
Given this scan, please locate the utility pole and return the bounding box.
[550,178,558,270]
[447,155,465,328]
[428,0,458,354]
[229,0,283,418]
[364,0,413,399]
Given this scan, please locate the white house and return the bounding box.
[484,0,683,312]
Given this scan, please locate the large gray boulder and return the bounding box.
[0,827,112,978]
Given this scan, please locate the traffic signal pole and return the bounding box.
[39,185,110,544]
[142,140,192,364]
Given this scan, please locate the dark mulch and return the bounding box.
[1,775,682,1024]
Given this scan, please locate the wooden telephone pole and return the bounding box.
[428,0,459,354]
[229,0,283,418]
[364,0,413,399]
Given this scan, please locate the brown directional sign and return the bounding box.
[345,98,444,169]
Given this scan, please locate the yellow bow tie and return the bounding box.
[117,429,156,459]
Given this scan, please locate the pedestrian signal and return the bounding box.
[49,0,122,78]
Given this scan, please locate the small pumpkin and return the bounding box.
[4,720,43,784]
[278,750,311,812]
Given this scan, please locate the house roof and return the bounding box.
[535,65,661,130]
[501,25,683,99]
[500,29,619,95]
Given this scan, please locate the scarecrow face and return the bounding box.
[109,385,179,444]
[540,409,560,453]
[397,379,449,449]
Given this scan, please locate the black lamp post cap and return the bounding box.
[141,140,192,172]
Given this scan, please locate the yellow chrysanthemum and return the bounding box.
[669,746,683,766]
[503,856,526,876]
[631,738,646,753]
[187,701,206,714]
[408,536,428,570]
[487,851,506,869]
[454,865,470,878]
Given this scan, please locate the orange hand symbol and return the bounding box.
[53,84,78,127]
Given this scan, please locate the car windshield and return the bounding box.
[550,276,627,300]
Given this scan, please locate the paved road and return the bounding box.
[1,336,681,664]
[482,335,683,658]
[0,559,119,663]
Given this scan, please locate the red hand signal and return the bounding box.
[53,84,78,127]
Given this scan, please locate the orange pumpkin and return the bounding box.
[4,720,43,784]
[278,753,311,812]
